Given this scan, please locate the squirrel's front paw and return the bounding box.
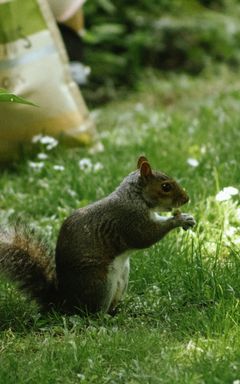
[175,213,196,231]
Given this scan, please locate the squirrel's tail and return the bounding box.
[0,224,58,310]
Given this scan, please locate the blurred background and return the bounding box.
[76,0,240,105]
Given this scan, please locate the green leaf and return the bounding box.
[0,88,38,107]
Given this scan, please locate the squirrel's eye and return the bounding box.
[161,182,172,192]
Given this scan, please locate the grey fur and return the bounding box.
[0,162,196,314]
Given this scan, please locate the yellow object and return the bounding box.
[48,0,85,23]
[62,8,84,33]
[0,0,96,163]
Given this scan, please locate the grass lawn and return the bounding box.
[0,66,240,383]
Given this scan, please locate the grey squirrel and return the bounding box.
[0,156,196,314]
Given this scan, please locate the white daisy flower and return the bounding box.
[28,161,44,170]
[37,153,48,160]
[222,186,239,196]
[32,134,58,150]
[79,158,93,173]
[187,158,199,167]
[93,162,104,172]
[215,186,239,202]
[53,165,65,171]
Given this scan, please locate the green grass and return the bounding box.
[1,66,240,383]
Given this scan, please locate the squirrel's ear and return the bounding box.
[140,161,153,179]
[137,156,149,169]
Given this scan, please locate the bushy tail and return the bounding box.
[0,224,58,310]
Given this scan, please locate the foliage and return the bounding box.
[0,66,240,382]
[82,0,240,103]
[0,88,37,106]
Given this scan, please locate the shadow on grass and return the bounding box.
[0,280,239,341]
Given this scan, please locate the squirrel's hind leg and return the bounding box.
[57,265,113,314]
[58,256,130,314]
